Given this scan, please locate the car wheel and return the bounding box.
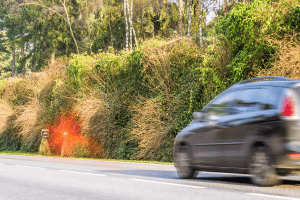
[175,149,198,179]
[249,146,281,187]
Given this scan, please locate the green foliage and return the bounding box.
[19,131,41,153]
[287,5,300,32]
[72,141,92,158]
[0,116,21,151]
[67,54,94,91]
[0,130,21,151]
[215,0,298,83]
[91,1,125,52]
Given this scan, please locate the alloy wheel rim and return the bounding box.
[250,151,270,183]
[177,152,190,175]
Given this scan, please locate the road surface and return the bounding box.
[0,154,299,200]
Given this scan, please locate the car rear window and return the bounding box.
[258,87,281,110]
[235,86,283,113]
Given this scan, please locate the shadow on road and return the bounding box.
[196,173,300,187]
[281,179,300,187]
[196,173,252,186]
[95,169,300,187]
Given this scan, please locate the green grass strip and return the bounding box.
[0,151,174,165]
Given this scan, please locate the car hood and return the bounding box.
[175,120,205,140]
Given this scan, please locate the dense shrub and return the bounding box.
[63,38,204,161]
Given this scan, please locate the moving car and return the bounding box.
[173,76,300,186]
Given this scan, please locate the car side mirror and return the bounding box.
[193,111,206,121]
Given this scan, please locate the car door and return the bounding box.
[190,90,237,167]
[216,87,281,169]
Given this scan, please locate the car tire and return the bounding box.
[249,146,281,187]
[174,148,198,179]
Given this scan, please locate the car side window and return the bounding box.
[204,91,237,117]
[235,89,260,113]
[258,87,280,110]
[235,87,280,113]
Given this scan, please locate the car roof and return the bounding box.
[203,76,300,111]
[228,76,300,90]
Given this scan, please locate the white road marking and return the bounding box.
[60,170,107,177]
[248,193,300,200]
[130,178,206,189]
[14,165,46,170]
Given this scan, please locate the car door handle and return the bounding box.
[254,115,266,119]
[215,123,231,129]
[216,125,228,129]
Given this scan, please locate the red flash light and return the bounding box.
[280,96,295,117]
[288,154,300,160]
[48,113,84,156]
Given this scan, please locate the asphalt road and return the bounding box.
[0,154,299,200]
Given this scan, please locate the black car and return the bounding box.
[173,76,300,186]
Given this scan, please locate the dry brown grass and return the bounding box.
[0,59,68,141]
[14,97,41,137]
[257,34,300,79]
[0,101,14,134]
[75,92,110,134]
[74,91,114,158]
[141,37,203,97]
[141,39,172,96]
[30,59,68,92]
[0,59,68,107]
[12,60,68,137]
[131,97,172,159]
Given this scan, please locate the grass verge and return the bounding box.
[0,151,173,165]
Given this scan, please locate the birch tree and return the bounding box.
[124,0,129,51]
[130,0,138,48]
[125,0,138,51]
[126,0,133,50]
[187,0,193,37]
[178,0,183,36]
[199,0,203,45]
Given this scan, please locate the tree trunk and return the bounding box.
[130,0,133,50]
[124,0,129,51]
[21,45,26,76]
[199,0,202,45]
[178,0,183,36]
[131,22,138,48]
[187,0,193,37]
[11,45,15,78]
[130,0,138,48]
[61,0,79,54]
[51,51,55,64]
[126,0,132,51]
[32,57,36,72]
[224,0,228,13]
[152,13,160,36]
[32,42,37,71]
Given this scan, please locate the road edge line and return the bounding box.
[247,193,300,200]
[130,178,206,189]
